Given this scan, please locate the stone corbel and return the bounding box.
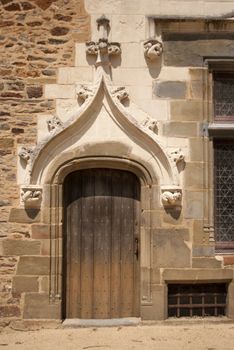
[47,115,63,133]
[108,42,121,56]
[76,84,94,104]
[141,117,158,134]
[144,39,163,61]
[86,41,99,55]
[20,186,42,207]
[161,187,182,207]
[111,87,129,104]
[170,148,185,165]
[18,146,34,164]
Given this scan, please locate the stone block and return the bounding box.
[9,208,41,223]
[164,39,234,67]
[0,305,20,318]
[137,99,169,121]
[189,68,207,82]
[111,15,145,43]
[188,80,204,100]
[227,283,234,319]
[31,224,50,239]
[184,191,204,219]
[189,138,204,161]
[193,220,210,245]
[12,276,39,293]
[16,257,50,275]
[0,138,14,148]
[170,101,203,121]
[162,207,183,225]
[58,67,93,84]
[224,257,234,266]
[2,239,41,256]
[184,162,204,189]
[39,276,49,293]
[162,268,233,283]
[44,84,75,99]
[153,81,187,99]
[163,122,198,137]
[23,293,61,319]
[112,68,152,87]
[158,67,190,81]
[153,228,191,268]
[151,284,167,320]
[192,245,215,257]
[192,257,221,268]
[141,284,166,321]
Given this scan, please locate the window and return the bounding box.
[168,283,227,318]
[211,69,234,252]
[214,140,234,250]
[213,72,234,121]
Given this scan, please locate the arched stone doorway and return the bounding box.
[62,168,141,319]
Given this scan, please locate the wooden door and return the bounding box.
[63,168,140,319]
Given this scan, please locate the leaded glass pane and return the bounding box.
[214,141,234,243]
[214,73,234,121]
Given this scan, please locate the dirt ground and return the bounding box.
[1,321,234,350]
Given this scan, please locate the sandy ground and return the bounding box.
[1,322,234,350]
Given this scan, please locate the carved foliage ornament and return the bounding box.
[76,85,94,103]
[111,86,129,103]
[86,40,121,57]
[47,115,63,133]
[141,117,158,134]
[144,39,163,61]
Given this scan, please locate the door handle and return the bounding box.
[134,238,139,259]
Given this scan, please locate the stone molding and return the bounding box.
[144,39,163,61]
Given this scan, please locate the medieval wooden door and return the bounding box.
[63,168,140,319]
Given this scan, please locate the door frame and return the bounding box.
[45,156,158,319]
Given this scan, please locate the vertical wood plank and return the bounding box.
[110,170,122,317]
[93,169,111,318]
[80,170,95,318]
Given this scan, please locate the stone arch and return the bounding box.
[48,154,159,312]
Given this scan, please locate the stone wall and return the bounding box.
[1,0,234,324]
[0,0,90,321]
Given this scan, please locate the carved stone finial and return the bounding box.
[47,116,63,133]
[97,15,110,39]
[141,117,158,134]
[19,146,33,163]
[111,87,129,104]
[144,39,163,61]
[161,190,181,206]
[170,148,185,164]
[21,187,42,206]
[76,85,94,104]
[86,15,121,60]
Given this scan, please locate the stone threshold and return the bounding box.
[62,317,141,328]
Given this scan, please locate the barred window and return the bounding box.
[213,72,234,121]
[214,140,234,251]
